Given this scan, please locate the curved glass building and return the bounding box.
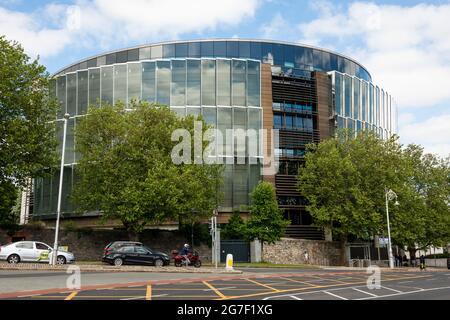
[32,39,397,239]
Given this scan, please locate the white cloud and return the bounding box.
[0,0,261,58]
[260,13,288,39]
[399,114,450,158]
[298,1,450,109]
[297,1,450,157]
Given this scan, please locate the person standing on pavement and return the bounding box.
[419,255,426,270]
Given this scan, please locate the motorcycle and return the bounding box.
[171,250,202,268]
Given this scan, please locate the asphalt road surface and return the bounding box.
[1,268,449,300]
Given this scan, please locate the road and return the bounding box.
[1,268,449,300]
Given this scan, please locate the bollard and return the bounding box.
[225,254,234,271]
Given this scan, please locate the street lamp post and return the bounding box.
[50,113,70,265]
[385,188,399,269]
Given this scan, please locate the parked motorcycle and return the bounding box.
[171,250,202,267]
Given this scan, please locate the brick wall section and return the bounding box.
[262,238,344,266]
[0,228,211,262]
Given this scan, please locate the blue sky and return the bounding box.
[1,0,449,157]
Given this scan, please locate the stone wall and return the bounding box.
[0,227,211,262]
[262,238,344,266]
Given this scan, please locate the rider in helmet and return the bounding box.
[180,243,192,265]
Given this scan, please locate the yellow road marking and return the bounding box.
[64,291,78,300]
[308,275,349,284]
[203,281,227,299]
[245,278,280,292]
[218,274,432,300]
[146,285,152,300]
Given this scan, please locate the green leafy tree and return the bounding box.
[0,36,58,187]
[73,101,223,238]
[221,210,247,240]
[0,181,19,233]
[244,181,290,246]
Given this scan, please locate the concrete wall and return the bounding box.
[262,238,344,266]
[425,258,448,268]
[0,227,211,262]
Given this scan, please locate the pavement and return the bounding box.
[1,268,449,300]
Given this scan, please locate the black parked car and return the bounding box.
[103,241,143,257]
[102,244,170,267]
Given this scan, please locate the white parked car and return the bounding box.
[0,241,75,265]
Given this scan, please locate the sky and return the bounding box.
[1,0,449,158]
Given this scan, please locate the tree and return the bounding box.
[0,36,58,187]
[0,180,19,234]
[245,181,290,246]
[298,130,450,252]
[221,210,246,240]
[73,101,223,238]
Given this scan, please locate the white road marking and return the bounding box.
[323,291,348,300]
[290,295,303,300]
[127,285,142,288]
[121,296,146,300]
[398,281,413,284]
[18,294,41,298]
[382,286,403,293]
[352,287,378,297]
[357,286,450,300]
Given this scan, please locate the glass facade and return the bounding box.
[55,40,372,82]
[330,71,397,138]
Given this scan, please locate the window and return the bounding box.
[175,43,188,58]
[261,43,273,64]
[36,243,49,250]
[163,44,175,58]
[151,45,162,59]
[16,242,34,249]
[248,108,261,158]
[171,60,186,106]
[285,115,293,129]
[88,68,100,106]
[273,43,283,66]
[128,49,139,61]
[284,45,295,68]
[217,60,231,106]
[66,73,76,116]
[234,108,247,157]
[217,108,232,158]
[56,76,66,118]
[344,75,352,117]
[64,118,75,164]
[77,71,88,115]
[335,73,343,116]
[274,114,282,129]
[202,107,216,127]
[201,42,214,57]
[101,66,113,105]
[239,41,250,58]
[247,61,260,107]
[156,61,171,105]
[128,63,142,105]
[114,64,127,105]
[119,246,135,253]
[142,62,156,103]
[106,53,116,65]
[186,60,201,106]
[233,164,248,207]
[188,42,201,58]
[201,60,216,106]
[139,47,151,60]
[227,41,239,58]
[214,41,226,57]
[353,78,360,120]
[232,60,246,106]
[116,51,127,63]
[135,247,148,254]
[250,42,261,60]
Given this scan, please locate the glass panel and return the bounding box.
[128,63,142,105]
[274,114,282,129]
[361,82,367,122]
[186,107,200,116]
[156,60,171,106]
[171,60,186,106]
[249,163,261,197]
[87,58,97,68]
[284,45,295,68]
[186,60,201,106]
[77,70,88,115]
[64,118,75,164]
[217,60,231,106]
[106,53,116,65]
[272,43,283,66]
[330,54,338,71]
[261,42,273,64]
[128,49,139,61]
[114,64,127,105]
[335,73,343,116]
[100,66,113,105]
[88,68,100,106]
[234,108,247,157]
[202,107,216,127]
[139,47,151,60]
[116,51,127,63]
[222,165,233,208]
[353,78,360,120]
[170,107,185,118]
[233,164,248,207]
[250,42,261,60]
[248,108,261,158]
[214,41,226,57]
[163,44,175,58]
[239,41,250,58]
[201,42,214,57]
[217,108,232,158]
[344,75,352,117]
[247,61,260,107]
[175,43,188,58]
[201,60,216,106]
[66,73,76,116]
[56,76,66,118]
[232,60,246,106]
[227,41,239,58]
[188,42,201,58]
[151,45,162,59]
[142,62,156,103]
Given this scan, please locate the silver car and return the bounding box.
[0,241,75,264]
